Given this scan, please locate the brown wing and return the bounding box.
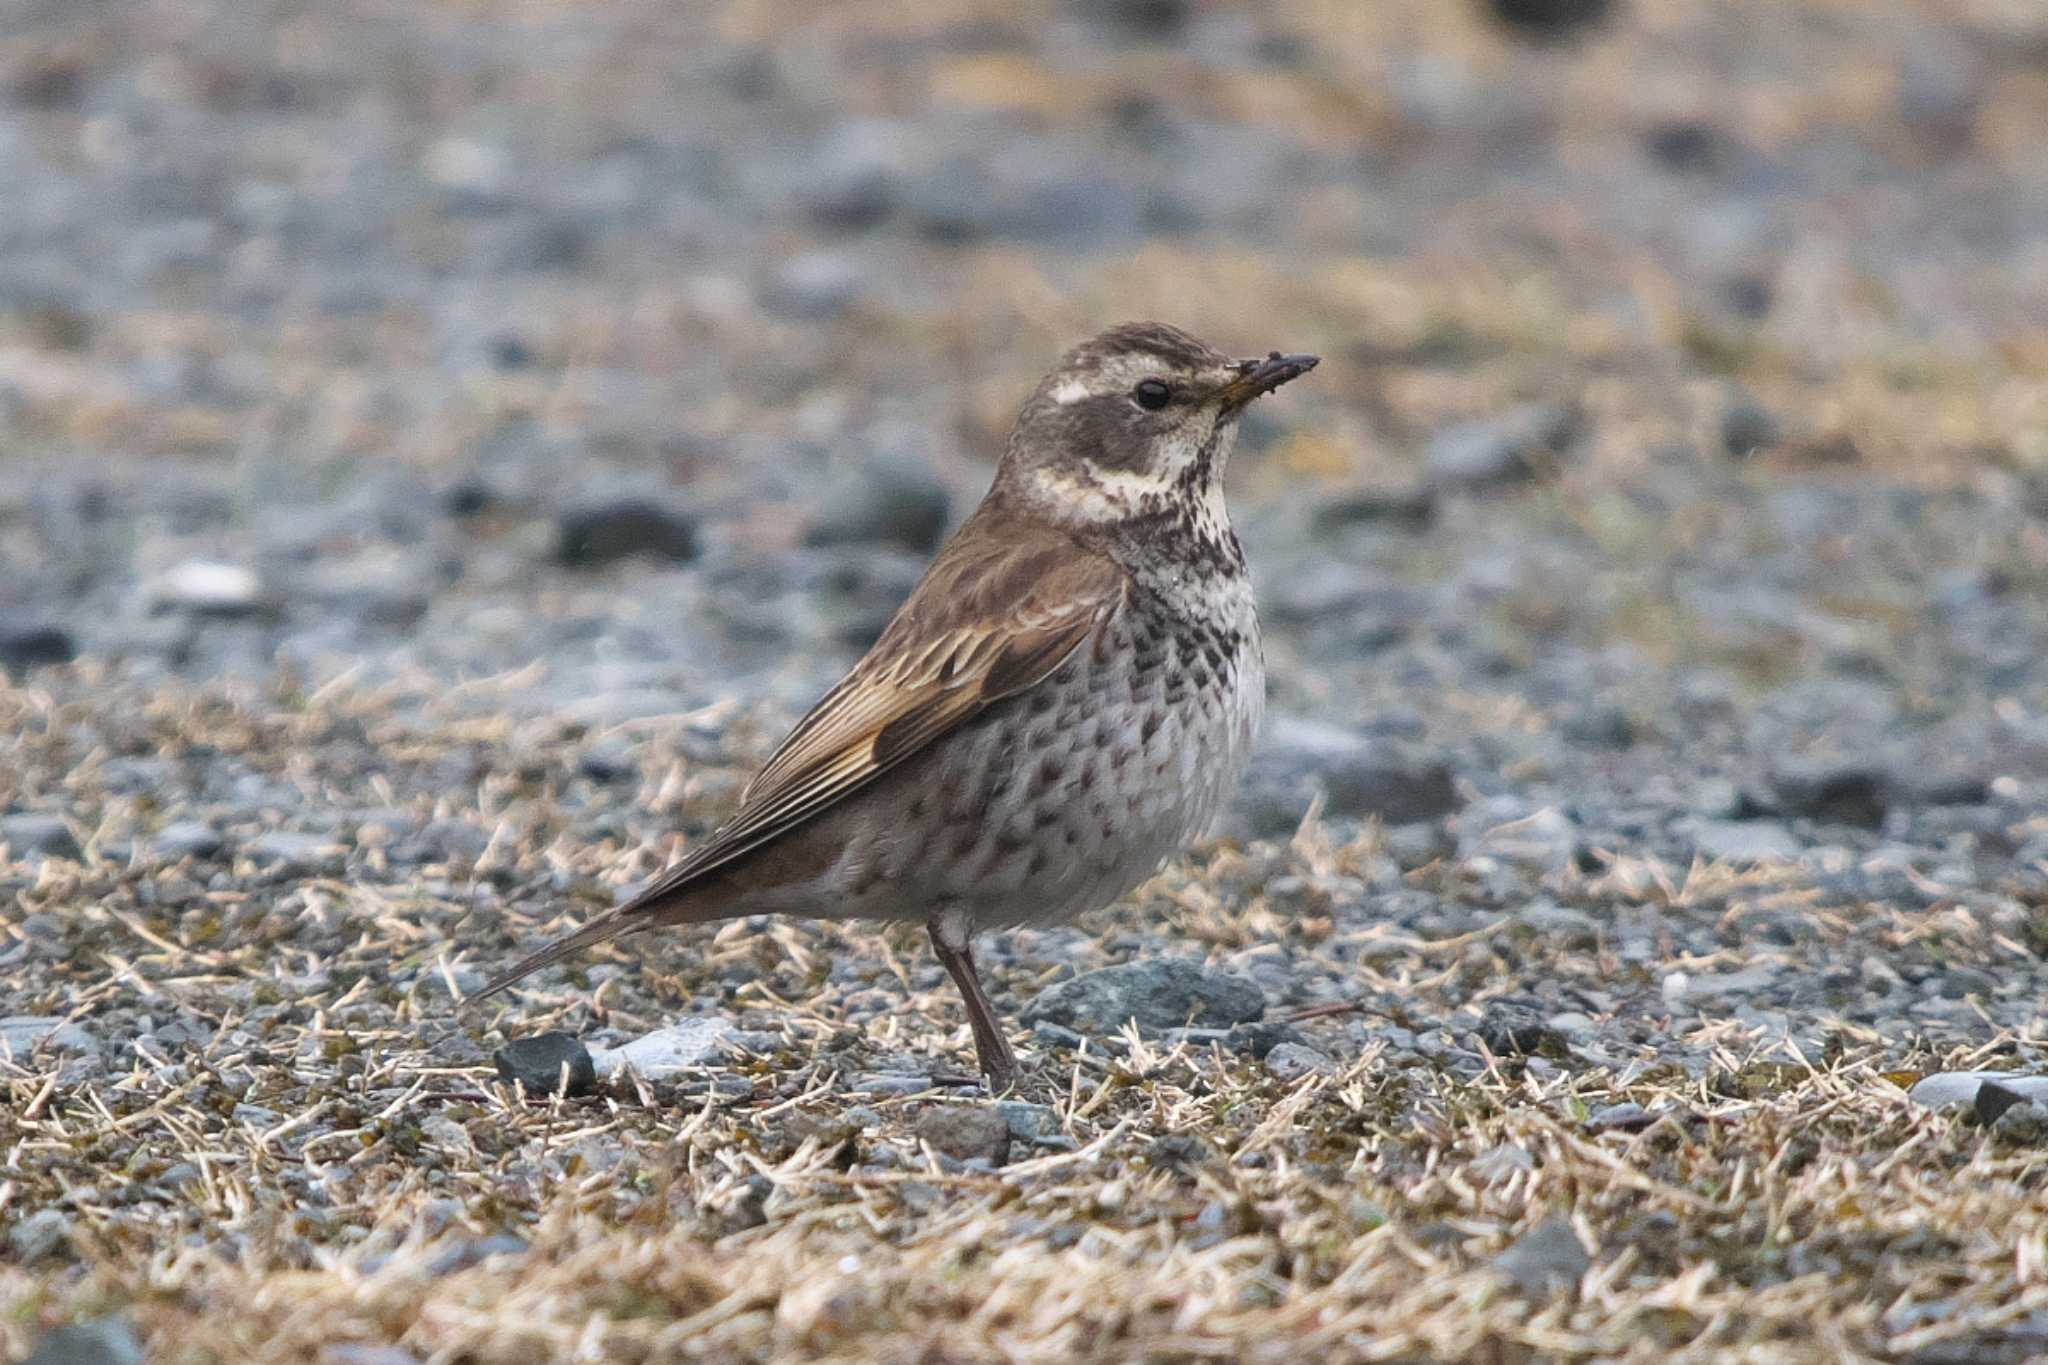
[474,517,1128,998]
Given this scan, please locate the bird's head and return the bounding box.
[996,321,1318,530]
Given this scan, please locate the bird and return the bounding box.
[476,322,1318,1090]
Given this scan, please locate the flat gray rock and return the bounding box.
[1022,959,1265,1037]
[590,1018,736,1080]
[1908,1072,2048,1109]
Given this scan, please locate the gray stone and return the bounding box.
[1468,806,1578,870]
[995,1100,1064,1146]
[907,156,1143,246]
[1909,1072,2048,1109]
[756,250,866,321]
[849,1072,932,1096]
[294,554,435,627]
[1324,742,1460,825]
[1492,1214,1591,1296]
[916,1105,1011,1165]
[1,813,81,861]
[245,830,345,872]
[152,821,228,861]
[1586,1102,1657,1133]
[1264,1042,1334,1081]
[1559,704,1635,749]
[20,1317,143,1365]
[1233,715,1459,839]
[408,818,490,864]
[802,457,951,556]
[495,1032,598,1098]
[1425,402,1581,492]
[802,119,907,232]
[1682,818,1802,864]
[9,1208,73,1262]
[1307,486,1435,535]
[590,1018,735,1080]
[1022,958,1265,1037]
[0,1016,96,1058]
[555,500,699,567]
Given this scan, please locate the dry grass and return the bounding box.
[2,676,2046,1363]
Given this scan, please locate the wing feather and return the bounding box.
[476,521,1126,1000]
[604,524,1125,915]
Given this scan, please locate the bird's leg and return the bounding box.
[927,915,1018,1091]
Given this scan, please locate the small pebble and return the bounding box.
[495,1033,598,1099]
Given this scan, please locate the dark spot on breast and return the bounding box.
[1034,754,1064,795]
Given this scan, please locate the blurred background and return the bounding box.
[2,0,2047,852]
[9,8,2048,1355]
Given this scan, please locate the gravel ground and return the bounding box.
[5,0,2048,1361]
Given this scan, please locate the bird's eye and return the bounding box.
[1133,378,1172,411]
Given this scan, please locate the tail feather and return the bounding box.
[471,908,645,1002]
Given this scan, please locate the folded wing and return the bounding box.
[474,520,1129,998]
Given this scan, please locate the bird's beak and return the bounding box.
[1218,351,1320,412]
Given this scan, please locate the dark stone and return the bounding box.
[1722,274,1774,319]
[1308,485,1436,534]
[495,1032,598,1098]
[1897,765,1992,808]
[576,741,637,783]
[1769,758,1889,827]
[1484,0,1613,41]
[1143,1133,1212,1170]
[1720,393,1783,457]
[916,1105,1011,1165]
[0,813,81,862]
[1475,1005,1573,1061]
[1324,744,1461,825]
[486,334,534,370]
[1076,0,1191,39]
[1645,120,1723,173]
[1559,703,1635,749]
[0,621,77,670]
[1223,1020,1304,1059]
[1022,959,1265,1036]
[1976,1080,2030,1127]
[555,500,699,567]
[443,478,495,517]
[151,821,227,861]
[1425,402,1581,492]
